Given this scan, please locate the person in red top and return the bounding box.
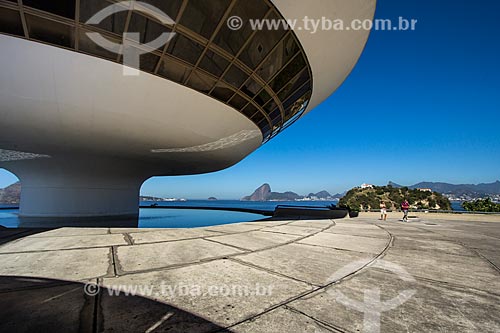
[401,200,410,222]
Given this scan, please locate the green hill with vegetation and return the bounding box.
[339,185,451,211]
[462,198,500,212]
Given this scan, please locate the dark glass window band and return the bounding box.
[0,0,313,142]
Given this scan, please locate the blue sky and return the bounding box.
[1,0,499,199]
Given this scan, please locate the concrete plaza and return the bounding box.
[0,213,499,332]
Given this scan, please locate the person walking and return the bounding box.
[379,201,387,221]
[401,199,410,222]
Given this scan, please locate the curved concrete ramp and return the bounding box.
[0,215,499,332]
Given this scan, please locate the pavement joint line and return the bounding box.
[105,247,116,278]
[230,221,336,257]
[373,223,394,246]
[286,224,332,230]
[122,233,134,245]
[296,222,393,294]
[259,229,317,236]
[227,256,318,287]
[108,252,251,277]
[92,277,101,333]
[0,224,303,253]
[379,271,500,298]
[102,220,335,279]
[202,237,253,253]
[115,234,224,248]
[203,224,269,234]
[262,226,326,236]
[463,232,500,240]
[109,224,295,247]
[284,304,348,333]
[293,222,393,255]
[441,239,500,273]
[240,221,333,247]
[0,220,327,281]
[110,246,119,277]
[291,241,382,256]
[220,221,393,332]
[371,223,500,297]
[0,219,384,289]
[474,250,500,273]
[0,219,358,285]
[323,231,390,240]
[0,229,263,254]
[200,229,234,236]
[401,223,500,275]
[26,232,112,239]
[110,225,282,247]
[0,244,127,255]
[216,283,322,332]
[12,217,498,331]
[107,217,498,296]
[389,238,478,258]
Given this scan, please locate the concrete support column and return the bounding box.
[2,156,148,218]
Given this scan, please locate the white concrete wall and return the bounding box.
[0,36,262,217]
[0,35,262,176]
[2,156,147,217]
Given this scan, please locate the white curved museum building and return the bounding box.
[0,0,375,218]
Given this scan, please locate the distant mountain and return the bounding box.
[409,181,500,196]
[307,190,332,199]
[387,181,403,188]
[333,191,347,198]
[241,184,303,201]
[269,191,302,201]
[241,183,272,201]
[474,181,500,194]
[387,180,500,196]
[0,182,21,204]
[241,184,343,201]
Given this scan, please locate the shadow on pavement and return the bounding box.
[0,275,228,333]
[0,227,51,246]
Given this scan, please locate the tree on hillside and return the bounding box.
[339,186,451,211]
[463,198,500,212]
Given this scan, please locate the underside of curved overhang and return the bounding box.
[0,35,263,176]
